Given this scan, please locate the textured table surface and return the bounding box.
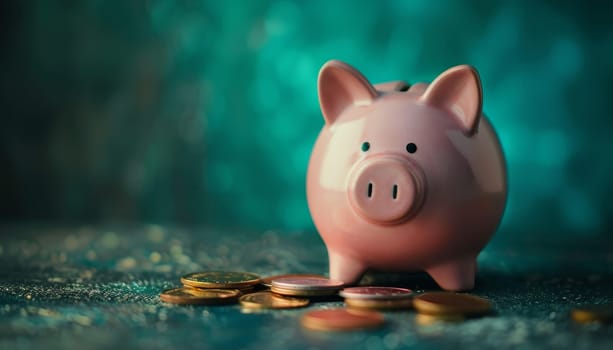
[0,225,612,350]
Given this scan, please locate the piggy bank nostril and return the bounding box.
[346,157,425,224]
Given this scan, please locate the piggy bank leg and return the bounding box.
[328,251,366,285]
[426,258,476,291]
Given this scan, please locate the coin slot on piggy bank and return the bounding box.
[306,60,507,291]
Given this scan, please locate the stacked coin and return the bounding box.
[159,287,241,305]
[271,276,345,297]
[412,292,492,323]
[181,271,261,292]
[260,274,326,288]
[160,271,260,305]
[239,291,310,310]
[340,286,414,310]
[161,271,315,309]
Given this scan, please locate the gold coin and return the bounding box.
[413,292,491,316]
[345,298,413,310]
[571,304,613,324]
[185,284,255,294]
[260,274,326,288]
[301,308,385,331]
[239,291,310,309]
[159,287,241,305]
[181,271,261,289]
[415,313,465,325]
[271,285,339,297]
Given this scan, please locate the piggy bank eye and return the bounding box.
[361,142,370,152]
[406,143,417,154]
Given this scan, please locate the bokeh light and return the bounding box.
[1,0,611,244]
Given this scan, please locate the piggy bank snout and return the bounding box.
[347,156,425,225]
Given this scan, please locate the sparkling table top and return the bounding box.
[1,224,611,349]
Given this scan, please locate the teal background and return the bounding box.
[1,0,611,241]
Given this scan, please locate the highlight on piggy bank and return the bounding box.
[306,60,507,291]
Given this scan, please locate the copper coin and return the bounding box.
[239,291,309,309]
[340,287,413,300]
[271,276,344,291]
[413,292,491,316]
[301,308,385,331]
[345,298,413,310]
[181,271,260,289]
[571,304,613,324]
[260,274,326,288]
[159,287,241,305]
[270,285,339,297]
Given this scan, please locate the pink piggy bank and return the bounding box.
[306,60,507,291]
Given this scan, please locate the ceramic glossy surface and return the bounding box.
[307,60,507,291]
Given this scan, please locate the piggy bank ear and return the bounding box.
[420,65,482,135]
[318,60,378,125]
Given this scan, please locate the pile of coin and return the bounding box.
[271,276,344,297]
[181,271,261,292]
[161,269,613,331]
[340,286,414,310]
[160,271,259,305]
[159,287,241,305]
[160,270,495,330]
[161,271,341,310]
[239,291,310,310]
